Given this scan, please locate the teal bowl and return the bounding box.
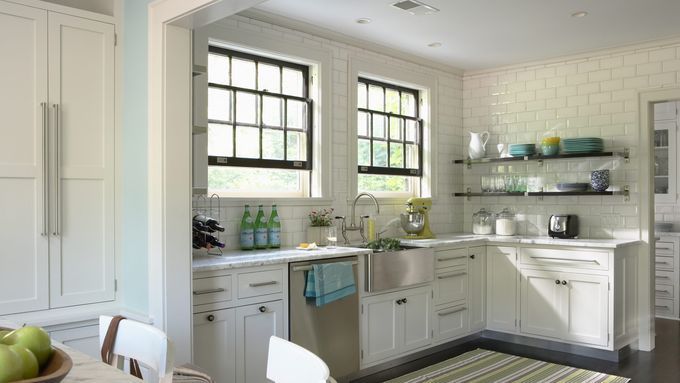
[541,144,559,156]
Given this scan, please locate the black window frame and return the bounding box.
[357,77,423,177]
[207,46,313,171]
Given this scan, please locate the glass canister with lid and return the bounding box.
[495,208,517,236]
[472,208,494,235]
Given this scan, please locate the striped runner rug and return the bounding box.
[387,349,630,383]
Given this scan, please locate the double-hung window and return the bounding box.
[207,46,313,196]
[357,78,422,195]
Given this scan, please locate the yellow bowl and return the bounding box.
[541,137,560,145]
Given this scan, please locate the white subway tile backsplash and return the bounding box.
[463,40,680,239]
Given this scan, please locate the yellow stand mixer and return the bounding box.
[400,197,435,239]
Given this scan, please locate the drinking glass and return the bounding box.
[326,226,338,249]
[482,176,491,192]
[504,176,515,192]
[494,176,505,192]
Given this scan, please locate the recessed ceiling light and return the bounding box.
[428,42,442,48]
[356,18,372,24]
[571,11,588,18]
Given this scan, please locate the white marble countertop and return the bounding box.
[401,233,641,249]
[0,319,141,383]
[193,234,640,272]
[192,246,372,272]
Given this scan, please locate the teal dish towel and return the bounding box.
[304,262,356,307]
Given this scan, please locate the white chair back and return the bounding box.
[99,315,175,383]
[266,336,332,383]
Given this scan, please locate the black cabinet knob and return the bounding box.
[207,314,215,322]
[555,280,560,285]
[259,306,267,313]
[470,254,475,259]
[402,298,408,304]
[561,280,567,285]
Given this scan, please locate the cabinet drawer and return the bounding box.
[436,248,467,269]
[656,270,676,285]
[434,267,467,306]
[237,269,283,299]
[656,241,674,253]
[655,256,674,271]
[656,298,675,317]
[520,248,609,270]
[433,304,468,342]
[656,284,675,299]
[193,275,232,306]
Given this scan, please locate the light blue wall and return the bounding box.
[121,0,154,313]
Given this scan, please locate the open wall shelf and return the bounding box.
[453,149,630,168]
[453,186,630,201]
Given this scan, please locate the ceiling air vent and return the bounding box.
[391,0,440,15]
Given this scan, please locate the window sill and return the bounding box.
[195,196,335,207]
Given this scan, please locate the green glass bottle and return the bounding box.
[268,205,281,248]
[239,205,254,250]
[254,204,268,249]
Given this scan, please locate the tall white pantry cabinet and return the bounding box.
[0,0,115,315]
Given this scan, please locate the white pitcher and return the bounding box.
[468,131,490,159]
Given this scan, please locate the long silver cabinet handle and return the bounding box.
[52,104,60,236]
[655,305,670,309]
[438,255,467,261]
[438,306,467,316]
[193,288,225,295]
[41,102,48,236]
[530,256,599,265]
[437,272,467,279]
[249,281,278,287]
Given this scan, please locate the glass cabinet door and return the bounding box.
[654,101,678,203]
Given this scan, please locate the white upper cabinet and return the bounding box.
[47,12,115,308]
[0,1,49,314]
[654,101,679,203]
[0,0,115,315]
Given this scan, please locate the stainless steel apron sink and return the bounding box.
[365,247,434,292]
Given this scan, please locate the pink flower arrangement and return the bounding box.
[308,208,334,226]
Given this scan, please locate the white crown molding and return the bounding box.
[238,8,464,77]
[464,34,680,78]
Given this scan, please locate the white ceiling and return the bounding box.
[254,0,680,71]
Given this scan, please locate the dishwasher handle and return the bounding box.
[292,260,358,272]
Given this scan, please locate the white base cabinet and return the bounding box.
[360,285,432,366]
[655,235,680,319]
[192,265,287,383]
[486,246,518,333]
[468,246,486,331]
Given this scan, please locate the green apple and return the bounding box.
[0,344,23,383]
[9,344,39,379]
[2,326,52,367]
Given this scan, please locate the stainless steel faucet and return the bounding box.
[337,192,380,245]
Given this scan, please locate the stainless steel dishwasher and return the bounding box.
[289,256,359,381]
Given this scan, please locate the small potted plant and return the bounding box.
[306,208,334,246]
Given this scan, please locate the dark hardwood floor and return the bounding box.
[353,319,680,383]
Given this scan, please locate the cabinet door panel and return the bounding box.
[434,267,467,306]
[235,300,284,383]
[48,13,115,307]
[563,273,608,346]
[468,247,486,331]
[486,246,517,332]
[361,292,399,364]
[401,286,432,352]
[194,309,236,383]
[0,1,48,315]
[433,304,468,342]
[520,269,563,339]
